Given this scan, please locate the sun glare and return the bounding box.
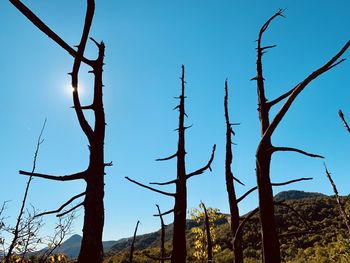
[66,84,84,96]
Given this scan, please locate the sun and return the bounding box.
[66,83,84,96]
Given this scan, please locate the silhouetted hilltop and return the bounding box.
[273,190,326,201]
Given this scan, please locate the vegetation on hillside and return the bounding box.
[104,193,350,262]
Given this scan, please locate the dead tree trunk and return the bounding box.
[10,1,108,262]
[126,65,216,263]
[200,202,212,263]
[129,221,140,263]
[223,80,244,263]
[145,205,172,262]
[324,163,350,236]
[253,9,350,263]
[156,205,166,263]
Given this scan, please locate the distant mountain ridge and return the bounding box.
[52,190,333,259]
[37,234,118,259]
[273,190,326,201]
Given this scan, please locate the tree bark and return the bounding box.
[171,65,188,263]
[224,81,243,263]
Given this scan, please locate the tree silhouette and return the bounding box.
[252,9,350,262]
[10,1,108,262]
[129,221,140,263]
[223,80,245,263]
[144,205,172,262]
[324,163,350,237]
[126,65,216,263]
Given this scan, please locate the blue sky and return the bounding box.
[1,0,350,242]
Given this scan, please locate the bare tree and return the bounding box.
[5,120,46,263]
[10,1,108,262]
[323,163,350,236]
[129,221,140,263]
[223,80,245,263]
[126,65,216,263]
[145,205,171,262]
[252,9,349,262]
[200,202,212,263]
[39,212,75,263]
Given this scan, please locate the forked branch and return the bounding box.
[57,202,84,217]
[35,192,86,217]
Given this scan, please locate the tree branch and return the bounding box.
[339,109,350,134]
[270,146,324,158]
[35,192,86,217]
[153,209,174,217]
[19,170,86,181]
[144,253,171,261]
[237,177,312,203]
[125,177,175,197]
[149,179,178,186]
[57,202,84,217]
[9,0,93,67]
[276,202,309,228]
[70,0,96,143]
[156,152,178,162]
[267,87,295,107]
[261,40,350,142]
[186,144,216,179]
[233,207,259,248]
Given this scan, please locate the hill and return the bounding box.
[104,190,350,262]
[273,190,326,201]
[36,234,118,259]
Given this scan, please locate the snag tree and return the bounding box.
[252,9,350,262]
[126,65,216,263]
[223,80,245,263]
[10,1,109,262]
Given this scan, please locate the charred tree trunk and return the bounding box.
[129,221,140,263]
[223,81,244,263]
[10,1,109,262]
[324,164,350,236]
[126,65,215,263]
[201,202,213,263]
[157,205,166,263]
[171,65,188,263]
[252,9,350,263]
[255,146,278,262]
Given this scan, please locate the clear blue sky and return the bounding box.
[1,0,350,242]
